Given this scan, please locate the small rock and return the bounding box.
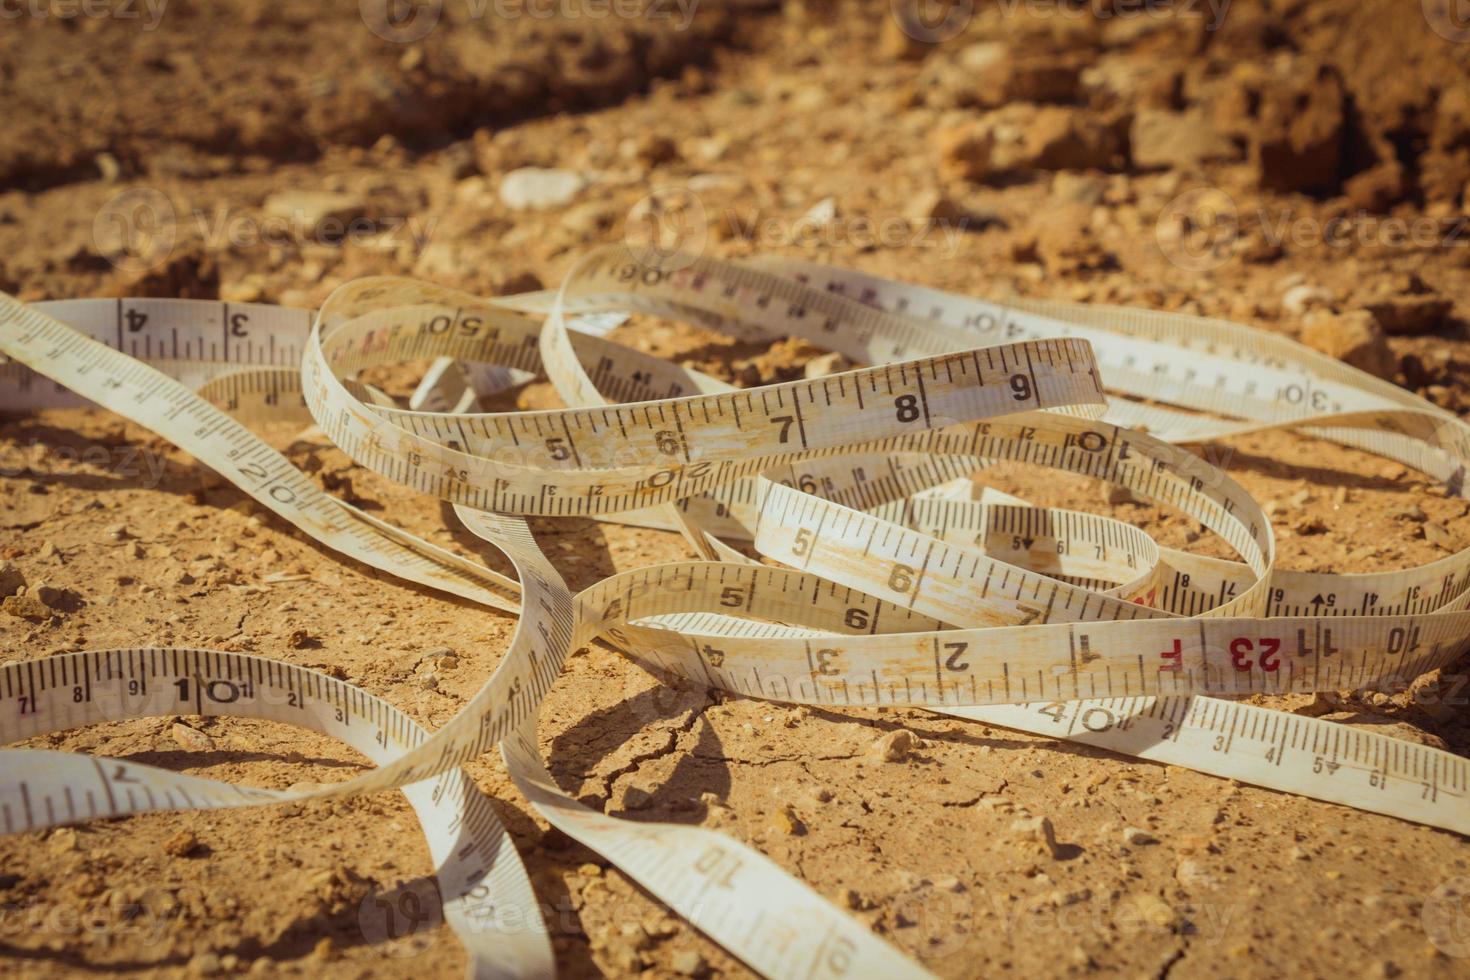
[992,106,1122,172]
[1130,108,1238,171]
[805,352,853,378]
[871,728,920,762]
[1134,893,1181,931]
[905,188,963,223]
[263,191,367,237]
[1174,858,1220,890]
[800,197,838,230]
[95,152,122,182]
[1104,484,1137,506]
[0,563,26,598]
[935,124,994,182]
[671,949,707,976]
[499,168,585,210]
[48,827,80,854]
[560,200,619,239]
[1123,826,1157,846]
[1299,311,1394,380]
[1424,521,1454,551]
[172,723,215,752]
[105,523,132,540]
[2,595,51,620]
[288,629,321,650]
[187,951,222,977]
[1292,515,1328,535]
[165,830,202,858]
[1011,816,1063,858]
[220,278,265,304]
[1283,284,1334,316]
[771,804,806,836]
[1362,274,1453,335]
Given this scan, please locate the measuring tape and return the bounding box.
[1,243,1468,978]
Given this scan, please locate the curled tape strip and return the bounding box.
[1,244,1468,977]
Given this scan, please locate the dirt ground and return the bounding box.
[3,0,1470,977]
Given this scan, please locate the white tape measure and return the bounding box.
[1,244,1468,978]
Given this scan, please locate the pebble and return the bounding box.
[935,124,994,182]
[804,352,853,378]
[0,562,26,598]
[1123,826,1157,846]
[905,188,964,223]
[164,829,202,858]
[1011,816,1063,858]
[263,190,366,233]
[311,937,337,962]
[48,827,80,854]
[187,952,222,977]
[771,804,806,836]
[1299,311,1395,380]
[95,151,122,182]
[1,595,51,620]
[1283,284,1334,315]
[560,200,619,239]
[871,728,921,762]
[1424,521,1454,550]
[499,167,586,210]
[1134,893,1181,931]
[671,949,707,976]
[172,723,215,752]
[1104,484,1138,506]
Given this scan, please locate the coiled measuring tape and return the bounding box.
[1,244,1468,977]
